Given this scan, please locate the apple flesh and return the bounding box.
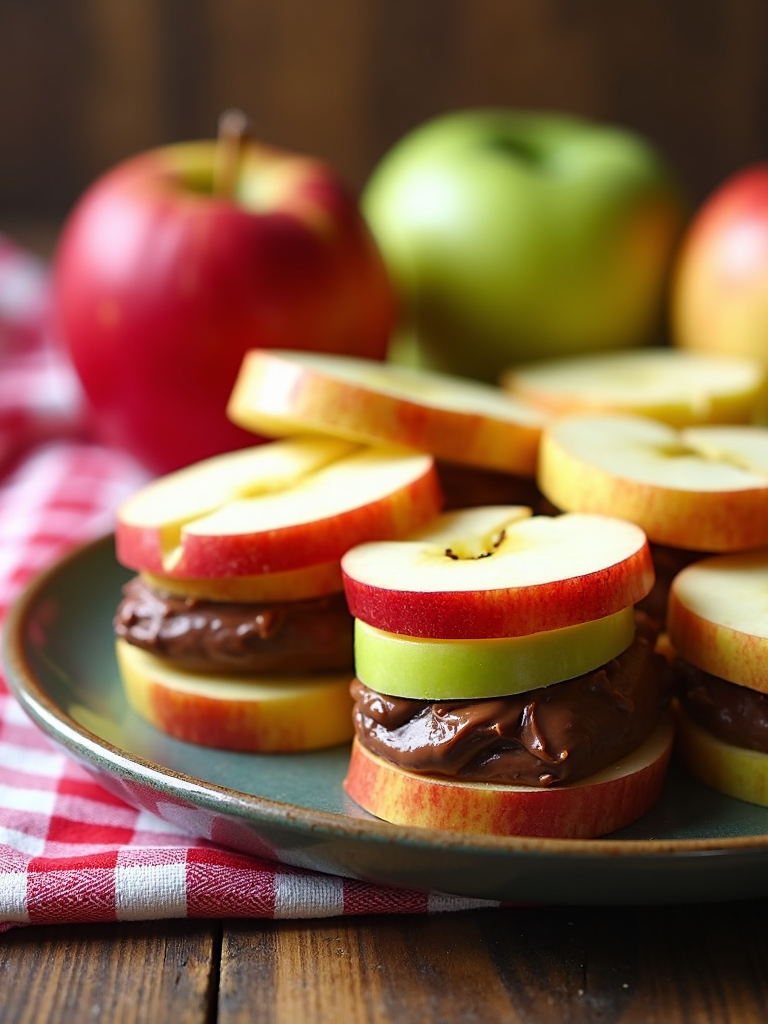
[672,165,768,382]
[341,507,654,639]
[674,704,768,808]
[52,138,396,474]
[353,607,636,700]
[227,348,547,476]
[538,414,768,551]
[501,349,767,427]
[362,109,686,383]
[344,718,674,838]
[116,439,442,578]
[117,640,354,752]
[666,550,768,694]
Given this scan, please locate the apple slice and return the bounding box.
[666,549,768,694]
[117,639,353,752]
[116,442,442,578]
[343,718,674,838]
[674,705,768,808]
[353,606,636,700]
[140,560,344,603]
[341,507,654,639]
[501,349,767,427]
[538,414,768,551]
[226,348,547,476]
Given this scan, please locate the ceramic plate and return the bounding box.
[5,534,768,906]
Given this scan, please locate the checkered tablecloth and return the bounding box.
[0,233,501,930]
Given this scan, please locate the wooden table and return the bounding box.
[3,899,767,1022]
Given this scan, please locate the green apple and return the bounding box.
[363,109,687,383]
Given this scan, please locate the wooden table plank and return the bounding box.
[1,902,768,1023]
[0,920,220,1024]
[218,902,768,1024]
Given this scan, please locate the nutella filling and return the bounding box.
[114,576,353,674]
[351,614,671,787]
[676,658,768,753]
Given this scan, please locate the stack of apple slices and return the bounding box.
[340,506,674,838]
[666,552,768,808]
[227,348,549,509]
[113,436,442,752]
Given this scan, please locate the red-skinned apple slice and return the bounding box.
[341,507,654,639]
[353,607,636,700]
[501,349,767,427]
[538,414,768,551]
[674,704,768,807]
[116,440,442,578]
[667,550,768,695]
[117,640,353,752]
[227,348,547,476]
[344,718,674,838]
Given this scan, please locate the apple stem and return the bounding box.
[213,108,250,199]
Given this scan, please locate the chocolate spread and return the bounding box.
[351,615,671,786]
[676,658,768,752]
[114,576,353,674]
[435,460,547,513]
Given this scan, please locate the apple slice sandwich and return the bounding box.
[112,435,442,752]
[537,413,768,622]
[340,506,674,838]
[226,347,549,510]
[667,551,768,807]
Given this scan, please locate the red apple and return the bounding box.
[344,719,674,838]
[672,164,768,379]
[52,125,396,475]
[117,639,353,752]
[115,437,442,579]
[341,507,654,639]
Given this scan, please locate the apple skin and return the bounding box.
[52,140,396,475]
[672,165,768,377]
[344,719,674,838]
[362,109,686,383]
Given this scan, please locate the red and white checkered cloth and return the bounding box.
[0,234,502,930]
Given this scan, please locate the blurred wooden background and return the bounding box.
[1,0,767,254]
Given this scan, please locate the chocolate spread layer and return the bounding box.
[676,658,768,753]
[435,460,546,513]
[351,615,670,786]
[114,576,353,674]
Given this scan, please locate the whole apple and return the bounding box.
[52,134,396,474]
[362,109,687,382]
[672,164,768,370]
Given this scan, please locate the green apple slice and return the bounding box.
[501,349,767,427]
[353,606,636,700]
